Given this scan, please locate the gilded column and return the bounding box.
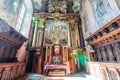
[69,20,77,47]
[75,22,80,47]
[49,46,52,63]
[45,46,48,61]
[66,46,68,61]
[36,19,45,47]
[62,46,65,61]
[67,21,71,47]
[32,22,38,47]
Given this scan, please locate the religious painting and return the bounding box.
[0,0,23,26]
[82,10,90,37]
[91,0,118,29]
[95,0,107,17]
[2,0,22,15]
[70,24,76,47]
[54,45,60,55]
[44,18,68,46]
[83,11,89,33]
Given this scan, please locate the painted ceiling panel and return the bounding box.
[31,0,83,13]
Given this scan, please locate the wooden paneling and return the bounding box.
[86,16,120,62]
[0,19,27,63]
[0,62,26,80]
[87,62,120,80]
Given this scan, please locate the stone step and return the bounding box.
[48,73,65,76]
[48,70,65,76]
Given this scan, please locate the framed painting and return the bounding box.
[54,45,60,55]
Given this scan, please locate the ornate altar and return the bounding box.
[30,0,83,76]
[43,0,70,76]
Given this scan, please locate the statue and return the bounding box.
[48,4,55,13]
[60,1,67,14]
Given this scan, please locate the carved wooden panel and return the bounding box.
[86,16,120,62]
[1,67,12,80]
[0,68,3,80]
[0,62,26,80]
[87,62,120,80]
[107,67,120,80]
[31,48,45,74]
[98,65,109,80]
[10,66,17,79]
[0,19,27,63]
[116,64,120,78]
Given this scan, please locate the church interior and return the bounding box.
[0,0,120,80]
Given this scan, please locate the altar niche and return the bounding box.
[44,44,68,64]
[52,44,62,64]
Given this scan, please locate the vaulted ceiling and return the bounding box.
[31,0,82,13]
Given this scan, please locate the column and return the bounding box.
[67,21,71,47]
[107,44,115,62]
[75,22,80,47]
[49,46,52,63]
[65,46,68,61]
[101,46,108,62]
[69,20,77,47]
[37,19,45,47]
[96,47,102,61]
[114,42,120,62]
[45,46,48,61]
[32,22,38,47]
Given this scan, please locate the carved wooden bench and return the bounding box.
[0,62,26,80]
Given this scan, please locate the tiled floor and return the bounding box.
[19,72,99,80]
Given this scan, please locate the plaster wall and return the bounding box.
[0,0,33,38]
[0,0,22,27]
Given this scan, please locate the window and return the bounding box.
[15,4,25,32]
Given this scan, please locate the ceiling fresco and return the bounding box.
[31,0,83,13]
